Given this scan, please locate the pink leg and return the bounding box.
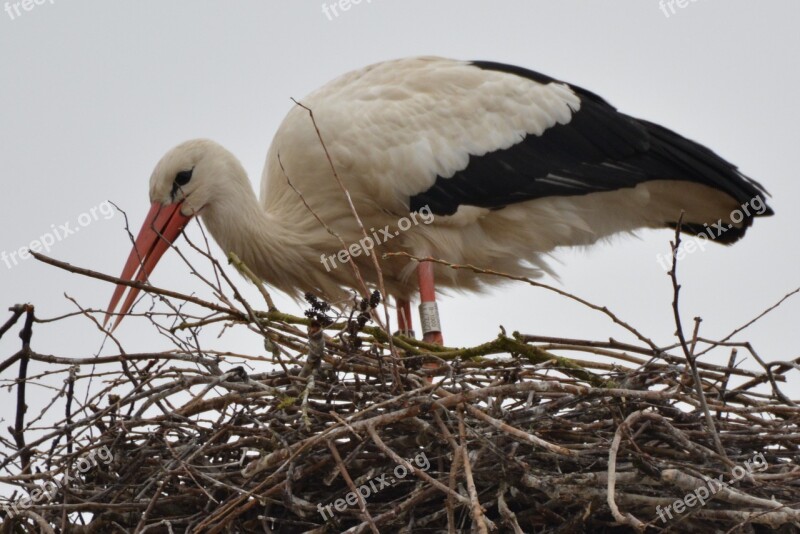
[417,262,444,346]
[396,297,414,337]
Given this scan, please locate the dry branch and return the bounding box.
[0,244,798,533]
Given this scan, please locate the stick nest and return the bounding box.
[1,244,800,534]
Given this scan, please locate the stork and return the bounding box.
[104,56,773,343]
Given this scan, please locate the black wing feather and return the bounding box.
[409,60,772,240]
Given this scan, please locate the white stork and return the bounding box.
[104,56,772,343]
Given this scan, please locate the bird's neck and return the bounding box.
[199,181,320,299]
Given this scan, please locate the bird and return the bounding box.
[104,56,773,343]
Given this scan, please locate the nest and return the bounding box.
[1,238,800,533]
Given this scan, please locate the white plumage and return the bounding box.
[106,56,772,334]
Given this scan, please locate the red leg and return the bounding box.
[417,261,444,346]
[396,297,414,337]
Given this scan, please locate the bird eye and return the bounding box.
[175,169,193,186]
[171,168,193,199]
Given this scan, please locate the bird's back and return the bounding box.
[257,56,771,294]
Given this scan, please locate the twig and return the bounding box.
[290,99,401,382]
[667,214,727,461]
[457,405,491,534]
[384,251,660,353]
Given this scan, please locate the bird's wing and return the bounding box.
[409,61,771,223]
[266,57,770,240]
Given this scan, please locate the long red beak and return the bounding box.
[104,202,193,330]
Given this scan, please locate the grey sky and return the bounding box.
[1,1,798,475]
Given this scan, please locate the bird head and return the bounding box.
[104,139,240,330]
[148,139,236,217]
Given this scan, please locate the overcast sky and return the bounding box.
[1,1,799,472]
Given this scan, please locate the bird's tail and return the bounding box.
[633,118,774,243]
